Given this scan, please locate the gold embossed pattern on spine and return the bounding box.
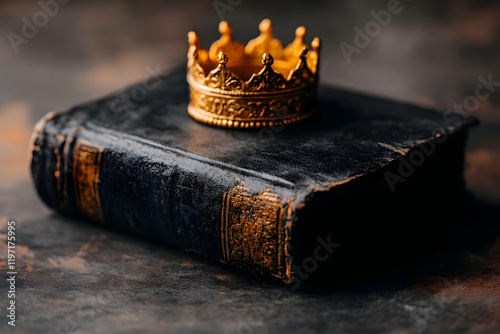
[187,19,321,129]
[73,139,105,222]
[221,185,285,276]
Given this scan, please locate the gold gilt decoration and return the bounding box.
[73,139,105,222]
[187,19,321,128]
[221,185,285,275]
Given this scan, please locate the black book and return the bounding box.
[30,68,476,286]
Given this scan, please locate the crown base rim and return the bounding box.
[188,104,315,129]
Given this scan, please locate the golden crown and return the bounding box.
[186,19,321,129]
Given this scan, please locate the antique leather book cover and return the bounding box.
[30,68,476,285]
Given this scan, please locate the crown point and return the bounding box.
[218,52,228,64]
[259,19,272,34]
[219,21,232,35]
[312,37,321,50]
[188,31,198,45]
[296,26,306,38]
[262,53,274,66]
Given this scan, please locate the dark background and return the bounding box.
[0,0,499,333]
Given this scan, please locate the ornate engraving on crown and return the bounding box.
[206,53,244,91]
[186,19,321,128]
[247,53,287,92]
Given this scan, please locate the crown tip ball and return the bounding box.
[219,21,232,35]
[188,31,197,41]
[312,37,321,49]
[295,26,306,38]
[259,19,272,33]
[217,52,228,64]
[262,53,274,66]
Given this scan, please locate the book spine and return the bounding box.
[30,116,297,283]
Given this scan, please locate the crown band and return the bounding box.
[186,19,321,129]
